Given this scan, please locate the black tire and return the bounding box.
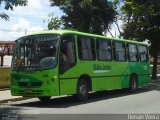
[38,97,51,102]
[76,79,89,101]
[129,75,138,92]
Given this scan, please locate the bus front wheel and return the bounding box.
[129,75,138,92]
[38,97,51,102]
[76,79,89,101]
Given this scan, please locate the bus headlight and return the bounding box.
[47,80,51,84]
[43,80,52,85]
[11,79,18,86]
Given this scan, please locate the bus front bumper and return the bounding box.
[11,86,57,97]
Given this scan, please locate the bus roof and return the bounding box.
[26,30,147,45]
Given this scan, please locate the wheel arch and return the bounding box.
[129,72,139,92]
[130,72,139,82]
[78,74,92,91]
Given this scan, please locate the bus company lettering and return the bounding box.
[93,64,111,73]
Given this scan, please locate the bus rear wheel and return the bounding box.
[129,75,138,92]
[38,97,51,102]
[76,79,89,101]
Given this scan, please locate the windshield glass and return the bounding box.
[11,34,60,71]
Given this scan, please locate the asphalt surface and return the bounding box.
[0,82,160,120]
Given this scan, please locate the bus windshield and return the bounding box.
[11,34,60,71]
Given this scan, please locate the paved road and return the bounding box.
[1,83,160,120]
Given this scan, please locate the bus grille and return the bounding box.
[18,82,42,87]
[31,82,42,86]
[18,82,27,87]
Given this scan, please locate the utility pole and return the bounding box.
[25,29,27,35]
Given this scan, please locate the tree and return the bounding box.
[44,13,64,30]
[49,0,117,35]
[0,0,27,20]
[121,0,160,79]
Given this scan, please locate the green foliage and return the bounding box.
[0,0,27,20]
[49,0,117,34]
[44,13,64,30]
[121,0,160,44]
[0,12,9,21]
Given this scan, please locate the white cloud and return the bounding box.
[106,20,123,38]
[27,0,43,10]
[13,0,44,15]
[29,26,44,31]
[0,18,43,41]
[106,25,117,38]
[11,18,43,31]
[12,18,30,30]
[10,0,63,19]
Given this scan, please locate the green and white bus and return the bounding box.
[11,30,150,101]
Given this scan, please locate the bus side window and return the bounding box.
[128,44,138,62]
[96,39,112,61]
[78,36,96,60]
[59,36,76,74]
[126,44,129,60]
[113,41,126,61]
[138,45,148,62]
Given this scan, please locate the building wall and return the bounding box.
[0,56,12,67]
[0,67,10,88]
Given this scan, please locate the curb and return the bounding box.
[0,97,33,104]
[0,88,9,91]
[150,79,160,83]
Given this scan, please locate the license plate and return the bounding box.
[24,89,32,93]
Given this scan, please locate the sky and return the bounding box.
[0,0,63,41]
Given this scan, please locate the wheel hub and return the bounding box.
[132,79,136,89]
[79,85,87,96]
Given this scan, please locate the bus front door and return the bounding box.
[59,35,78,95]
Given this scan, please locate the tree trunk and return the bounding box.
[151,46,159,79]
